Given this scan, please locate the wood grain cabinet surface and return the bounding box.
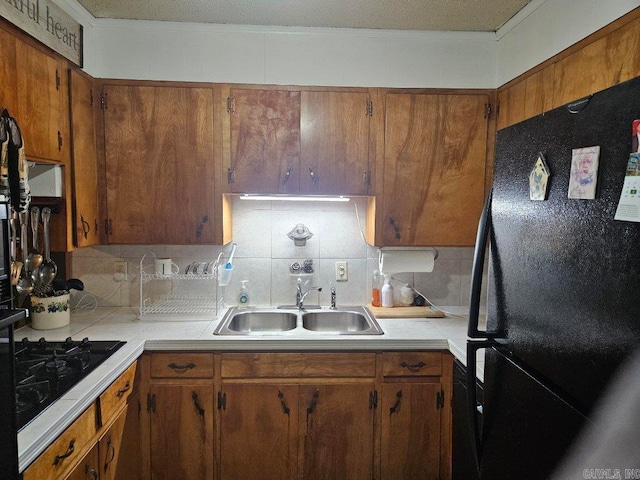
[69,68,100,248]
[15,38,66,163]
[382,92,489,246]
[226,87,372,196]
[102,84,216,244]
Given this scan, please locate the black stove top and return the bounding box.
[14,337,125,430]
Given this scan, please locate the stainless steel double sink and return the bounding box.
[214,306,383,335]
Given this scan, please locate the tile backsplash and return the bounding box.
[70,197,484,310]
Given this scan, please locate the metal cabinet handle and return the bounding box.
[307,389,320,414]
[389,218,401,240]
[80,214,90,239]
[53,440,75,465]
[278,390,290,415]
[116,381,131,398]
[85,464,98,480]
[196,215,209,238]
[282,166,292,186]
[192,392,205,417]
[390,390,403,414]
[103,437,115,472]
[400,361,426,372]
[168,362,196,371]
[308,166,318,185]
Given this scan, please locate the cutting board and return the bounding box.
[368,305,445,318]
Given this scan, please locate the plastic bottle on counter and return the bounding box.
[238,280,250,306]
[371,270,381,307]
[381,275,394,308]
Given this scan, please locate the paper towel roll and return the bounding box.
[379,249,436,274]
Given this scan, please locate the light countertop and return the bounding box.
[15,304,484,472]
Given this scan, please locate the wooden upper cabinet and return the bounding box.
[382,93,488,246]
[227,87,372,195]
[69,69,99,248]
[103,84,216,244]
[15,39,64,163]
[300,91,371,195]
[228,88,301,194]
[0,28,17,113]
[554,15,640,108]
[496,81,527,131]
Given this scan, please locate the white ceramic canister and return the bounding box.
[31,293,71,330]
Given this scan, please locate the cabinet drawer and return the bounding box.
[23,404,97,480]
[150,353,214,379]
[382,352,442,377]
[98,361,138,427]
[221,353,376,378]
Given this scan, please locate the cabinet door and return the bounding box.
[149,384,214,480]
[69,69,99,247]
[64,443,99,480]
[300,91,370,194]
[299,383,375,480]
[383,93,488,246]
[0,28,17,113]
[228,89,301,193]
[15,39,64,162]
[219,384,298,480]
[104,85,215,244]
[380,383,442,480]
[99,390,141,480]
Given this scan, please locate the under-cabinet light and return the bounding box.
[239,194,350,202]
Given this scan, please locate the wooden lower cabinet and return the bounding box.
[142,351,452,480]
[99,392,141,480]
[299,383,375,480]
[219,384,298,480]
[380,382,442,480]
[148,383,214,480]
[65,444,99,480]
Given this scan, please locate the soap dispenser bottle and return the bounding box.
[381,275,394,308]
[238,280,250,306]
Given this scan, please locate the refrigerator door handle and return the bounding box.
[466,340,491,475]
[468,189,496,338]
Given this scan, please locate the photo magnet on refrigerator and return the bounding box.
[568,146,600,199]
[529,153,551,200]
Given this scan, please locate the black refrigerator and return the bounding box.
[466,76,640,479]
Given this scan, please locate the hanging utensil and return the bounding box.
[24,206,42,276]
[16,210,33,294]
[34,207,57,296]
[9,212,21,286]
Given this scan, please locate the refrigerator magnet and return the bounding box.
[529,153,551,201]
[568,146,600,199]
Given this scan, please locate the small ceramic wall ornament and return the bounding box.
[529,153,551,201]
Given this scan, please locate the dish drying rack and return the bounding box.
[139,252,224,319]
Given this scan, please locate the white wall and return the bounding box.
[496,0,640,85]
[87,21,497,88]
[55,0,640,88]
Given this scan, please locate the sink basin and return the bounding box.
[302,310,383,335]
[216,311,297,334]
[214,306,383,335]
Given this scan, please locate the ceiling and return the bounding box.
[76,0,531,32]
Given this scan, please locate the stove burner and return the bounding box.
[46,358,67,374]
[14,336,125,430]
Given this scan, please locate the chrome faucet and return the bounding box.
[330,287,336,309]
[296,278,322,309]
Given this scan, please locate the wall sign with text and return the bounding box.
[1,0,83,67]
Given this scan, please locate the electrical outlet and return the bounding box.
[113,261,127,282]
[335,261,348,282]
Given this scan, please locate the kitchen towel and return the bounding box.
[379,248,437,274]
